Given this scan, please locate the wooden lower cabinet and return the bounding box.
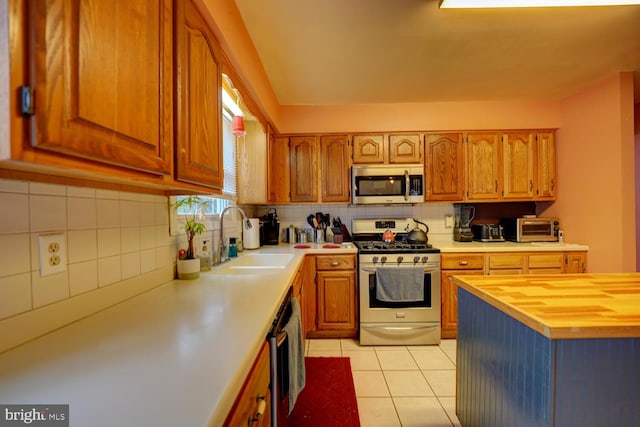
[224,341,271,426]
[564,251,587,273]
[487,253,525,275]
[307,254,357,338]
[528,253,564,274]
[441,254,484,339]
[441,251,587,338]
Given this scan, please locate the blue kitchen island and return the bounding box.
[453,273,640,427]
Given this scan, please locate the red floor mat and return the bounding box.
[287,357,360,427]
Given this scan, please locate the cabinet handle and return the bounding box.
[248,395,267,425]
[551,178,555,191]
[529,180,533,192]
[330,261,340,267]
[495,180,498,192]
[458,260,468,266]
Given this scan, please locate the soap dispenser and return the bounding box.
[228,237,238,258]
[199,240,212,271]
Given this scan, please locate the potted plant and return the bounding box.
[173,195,210,279]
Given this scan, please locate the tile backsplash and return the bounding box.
[0,179,177,321]
[256,203,456,242]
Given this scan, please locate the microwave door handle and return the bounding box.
[405,169,410,201]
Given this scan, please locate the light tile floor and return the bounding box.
[305,338,461,427]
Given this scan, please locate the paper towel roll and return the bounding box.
[243,218,260,249]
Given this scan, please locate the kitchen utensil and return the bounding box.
[307,214,315,228]
[407,218,429,244]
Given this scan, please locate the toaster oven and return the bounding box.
[500,217,559,242]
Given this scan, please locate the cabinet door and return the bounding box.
[441,270,482,339]
[564,252,587,273]
[175,0,223,188]
[389,133,423,164]
[502,132,534,199]
[316,271,356,331]
[536,132,557,200]
[466,132,501,200]
[352,134,385,164]
[27,0,173,175]
[320,135,351,202]
[290,136,318,202]
[303,255,317,335]
[237,121,267,204]
[426,133,464,201]
[224,341,271,426]
[267,136,290,203]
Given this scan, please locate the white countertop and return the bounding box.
[0,243,356,427]
[431,240,589,253]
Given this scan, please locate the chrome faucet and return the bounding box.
[216,206,252,265]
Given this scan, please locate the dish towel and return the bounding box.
[282,297,305,414]
[376,267,424,302]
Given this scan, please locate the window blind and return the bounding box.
[222,113,236,197]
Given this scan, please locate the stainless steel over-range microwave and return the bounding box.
[351,164,424,205]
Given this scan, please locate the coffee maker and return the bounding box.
[259,208,280,245]
[453,203,475,242]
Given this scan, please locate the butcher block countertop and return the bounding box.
[452,273,640,339]
[431,239,589,253]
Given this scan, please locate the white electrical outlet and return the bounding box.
[444,214,454,229]
[38,233,67,276]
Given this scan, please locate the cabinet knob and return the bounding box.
[330,261,340,267]
[248,395,267,425]
[458,260,468,266]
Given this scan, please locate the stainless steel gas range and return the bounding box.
[352,218,441,346]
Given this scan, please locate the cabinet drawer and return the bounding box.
[488,254,525,269]
[224,342,271,426]
[316,255,355,270]
[528,253,563,269]
[441,254,484,270]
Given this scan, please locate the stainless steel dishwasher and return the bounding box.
[267,288,292,427]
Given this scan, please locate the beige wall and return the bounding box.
[539,73,636,272]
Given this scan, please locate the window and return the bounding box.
[169,74,247,235]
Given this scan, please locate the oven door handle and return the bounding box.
[362,324,439,332]
[360,267,438,273]
[404,169,410,201]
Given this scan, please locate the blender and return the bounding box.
[453,203,475,242]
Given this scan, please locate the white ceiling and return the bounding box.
[233,0,640,105]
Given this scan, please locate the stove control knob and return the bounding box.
[413,256,420,264]
[372,256,379,264]
[422,256,429,263]
[396,256,404,264]
[381,256,387,264]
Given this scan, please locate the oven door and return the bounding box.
[359,265,441,323]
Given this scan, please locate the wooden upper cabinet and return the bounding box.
[267,136,290,203]
[502,132,535,199]
[26,0,173,175]
[389,133,423,163]
[466,132,501,200]
[426,133,464,201]
[320,135,351,203]
[536,131,557,200]
[237,121,268,204]
[290,136,318,202]
[174,0,223,189]
[352,134,385,164]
